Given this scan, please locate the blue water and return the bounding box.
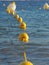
[0,1,49,65]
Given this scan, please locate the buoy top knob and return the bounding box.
[24,52,27,61]
[19,52,34,65]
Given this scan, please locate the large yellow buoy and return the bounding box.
[19,33,29,43]
[19,22,26,30]
[15,14,19,20]
[43,3,49,10]
[20,52,33,65]
[18,17,23,23]
[6,2,16,15]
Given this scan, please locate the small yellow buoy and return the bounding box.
[19,33,29,43]
[43,3,49,10]
[20,52,33,65]
[18,17,23,23]
[19,22,26,30]
[6,8,11,14]
[11,10,15,15]
[15,14,19,19]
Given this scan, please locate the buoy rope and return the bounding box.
[6,2,28,62]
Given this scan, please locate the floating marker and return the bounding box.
[18,17,23,23]
[6,2,16,15]
[19,22,26,30]
[43,3,49,10]
[15,14,19,19]
[19,33,29,43]
[11,11,15,15]
[6,8,11,14]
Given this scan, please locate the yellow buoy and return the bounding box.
[11,10,15,15]
[6,8,11,14]
[20,52,33,65]
[10,2,16,11]
[20,61,33,65]
[6,1,16,15]
[19,33,29,43]
[43,3,49,10]
[6,8,15,15]
[19,22,26,30]
[18,17,23,23]
[15,14,19,19]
